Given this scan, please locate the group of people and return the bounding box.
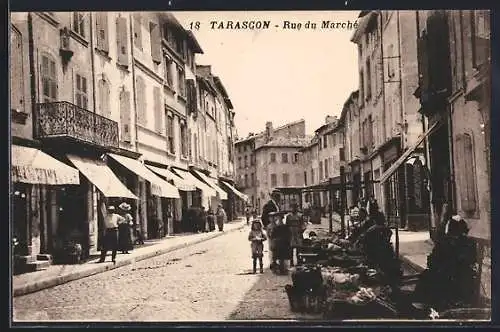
[247,190,308,275]
[184,204,227,233]
[99,201,135,264]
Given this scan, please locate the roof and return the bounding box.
[186,31,204,54]
[350,11,378,43]
[235,119,305,145]
[254,137,311,151]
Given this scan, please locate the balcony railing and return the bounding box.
[34,101,119,148]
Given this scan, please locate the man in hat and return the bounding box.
[261,189,281,228]
[99,202,125,263]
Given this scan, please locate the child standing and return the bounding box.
[248,220,267,274]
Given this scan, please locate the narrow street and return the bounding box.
[13,225,301,321]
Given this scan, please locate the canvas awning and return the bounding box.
[11,145,80,185]
[221,181,249,202]
[193,170,228,200]
[146,165,196,192]
[379,120,442,184]
[172,168,217,197]
[66,154,137,199]
[107,154,180,198]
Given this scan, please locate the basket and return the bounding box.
[285,284,327,314]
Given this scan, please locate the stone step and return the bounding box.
[36,254,53,262]
[25,260,51,272]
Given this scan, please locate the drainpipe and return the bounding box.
[129,13,139,153]
[89,13,97,138]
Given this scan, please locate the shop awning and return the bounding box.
[172,168,217,197]
[107,154,180,198]
[379,120,442,184]
[146,165,196,192]
[221,180,249,202]
[193,170,228,200]
[11,145,80,185]
[66,154,137,199]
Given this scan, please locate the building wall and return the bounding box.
[10,17,33,140]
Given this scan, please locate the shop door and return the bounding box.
[146,185,159,239]
[57,184,88,251]
[12,183,29,255]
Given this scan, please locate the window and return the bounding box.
[153,87,162,133]
[177,66,186,97]
[136,76,146,125]
[41,54,57,103]
[133,14,142,50]
[164,56,173,86]
[366,58,372,99]
[180,121,187,158]
[75,74,88,109]
[324,159,329,179]
[194,133,198,162]
[11,28,25,113]
[238,157,242,168]
[271,174,277,187]
[150,22,161,63]
[251,154,255,166]
[97,78,111,117]
[471,10,490,68]
[359,70,365,103]
[95,12,109,52]
[270,153,276,163]
[244,174,248,187]
[304,171,308,186]
[455,133,478,213]
[175,36,185,58]
[167,114,175,154]
[293,153,299,164]
[282,173,289,187]
[244,145,247,152]
[319,161,323,180]
[251,173,255,186]
[244,155,248,167]
[387,44,395,78]
[324,135,328,148]
[311,169,315,183]
[281,152,288,163]
[319,137,322,150]
[119,90,131,142]
[72,12,85,37]
[116,17,129,66]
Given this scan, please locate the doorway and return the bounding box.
[12,183,29,256]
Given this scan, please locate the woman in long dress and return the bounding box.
[285,201,306,267]
[118,202,134,253]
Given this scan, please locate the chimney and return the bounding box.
[265,121,273,142]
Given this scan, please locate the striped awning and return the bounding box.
[146,165,196,192]
[66,154,137,199]
[220,181,249,202]
[192,170,228,200]
[172,168,217,197]
[11,145,80,185]
[107,154,180,199]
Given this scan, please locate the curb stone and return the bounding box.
[13,222,247,297]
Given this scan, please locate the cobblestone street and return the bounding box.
[14,226,283,322]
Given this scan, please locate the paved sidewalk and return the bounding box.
[13,219,247,297]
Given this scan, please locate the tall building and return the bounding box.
[234,119,306,213]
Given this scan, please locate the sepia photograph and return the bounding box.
[10,9,491,323]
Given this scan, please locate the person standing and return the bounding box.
[216,204,227,232]
[99,202,125,264]
[262,190,280,266]
[245,206,251,226]
[270,212,292,275]
[248,220,267,274]
[118,202,133,254]
[199,206,208,233]
[285,201,306,267]
[207,207,216,232]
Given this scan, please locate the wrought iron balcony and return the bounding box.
[34,101,119,148]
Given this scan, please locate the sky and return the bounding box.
[174,11,360,139]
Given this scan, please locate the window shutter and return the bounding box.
[188,128,192,159]
[186,79,197,114]
[136,77,146,125]
[153,86,162,133]
[120,90,131,142]
[150,23,162,63]
[116,17,129,66]
[133,14,142,50]
[103,80,111,117]
[456,134,477,213]
[95,13,109,52]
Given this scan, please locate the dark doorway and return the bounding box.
[12,183,29,256]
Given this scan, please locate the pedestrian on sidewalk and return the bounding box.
[199,206,208,233]
[285,201,306,267]
[216,204,227,231]
[261,190,281,228]
[99,202,125,264]
[118,202,134,254]
[270,212,292,275]
[207,207,216,232]
[245,206,251,226]
[248,219,267,274]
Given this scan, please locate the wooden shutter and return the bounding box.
[136,77,145,125]
[456,133,477,213]
[187,128,192,159]
[116,17,129,66]
[120,90,131,142]
[95,12,109,52]
[150,22,162,63]
[133,14,142,49]
[186,79,197,114]
[10,29,23,110]
[153,86,162,133]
